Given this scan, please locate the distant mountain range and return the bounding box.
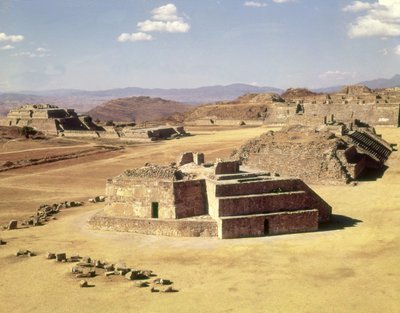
[16,83,283,105]
[0,75,399,116]
[314,74,400,93]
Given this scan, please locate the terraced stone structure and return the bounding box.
[0,104,188,141]
[89,153,332,239]
[0,104,103,136]
[183,85,400,127]
[232,121,393,184]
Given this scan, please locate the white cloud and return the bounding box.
[137,20,190,33]
[273,0,296,3]
[12,51,50,58]
[395,44,400,55]
[117,3,189,42]
[344,0,400,38]
[0,32,24,42]
[151,3,179,21]
[0,44,14,50]
[244,1,268,7]
[36,47,49,52]
[379,47,389,55]
[117,32,153,42]
[342,1,379,12]
[319,70,357,80]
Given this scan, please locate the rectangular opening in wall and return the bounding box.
[151,202,159,218]
[264,219,270,235]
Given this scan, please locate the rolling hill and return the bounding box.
[87,96,192,122]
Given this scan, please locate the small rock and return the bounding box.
[82,256,91,264]
[140,270,153,277]
[79,280,88,288]
[150,286,159,293]
[105,271,115,277]
[46,252,56,259]
[153,278,171,285]
[135,281,149,288]
[161,285,176,293]
[125,270,140,280]
[76,262,93,267]
[104,263,114,271]
[16,249,34,257]
[94,260,104,268]
[56,253,67,262]
[115,263,129,275]
[7,220,18,230]
[0,239,6,245]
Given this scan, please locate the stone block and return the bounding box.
[7,220,17,230]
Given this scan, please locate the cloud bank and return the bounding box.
[117,3,189,42]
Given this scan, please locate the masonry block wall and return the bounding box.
[105,178,176,219]
[218,191,308,216]
[174,180,208,218]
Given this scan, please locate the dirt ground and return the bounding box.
[0,126,399,313]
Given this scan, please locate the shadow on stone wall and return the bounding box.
[357,165,388,182]
[319,214,362,232]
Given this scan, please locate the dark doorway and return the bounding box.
[264,219,270,235]
[151,202,159,218]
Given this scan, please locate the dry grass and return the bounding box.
[0,126,399,313]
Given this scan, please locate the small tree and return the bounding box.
[21,126,37,138]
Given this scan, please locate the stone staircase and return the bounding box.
[348,130,392,163]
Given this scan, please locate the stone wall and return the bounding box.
[215,179,302,197]
[89,212,218,237]
[218,209,318,239]
[173,180,208,218]
[215,161,240,174]
[105,178,176,219]
[218,191,308,216]
[62,130,99,138]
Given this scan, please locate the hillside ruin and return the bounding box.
[181,85,400,127]
[231,122,393,184]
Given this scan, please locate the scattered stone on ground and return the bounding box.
[43,252,178,292]
[16,249,35,257]
[56,253,67,262]
[2,200,85,230]
[0,239,6,245]
[46,252,56,259]
[7,220,18,230]
[89,196,105,203]
[135,281,149,288]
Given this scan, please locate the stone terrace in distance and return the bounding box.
[89,153,332,239]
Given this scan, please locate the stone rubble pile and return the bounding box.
[88,196,105,203]
[2,200,84,231]
[16,249,36,257]
[124,164,184,181]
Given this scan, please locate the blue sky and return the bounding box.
[0,0,399,91]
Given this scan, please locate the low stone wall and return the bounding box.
[215,179,300,197]
[187,119,264,126]
[61,130,99,138]
[89,212,218,237]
